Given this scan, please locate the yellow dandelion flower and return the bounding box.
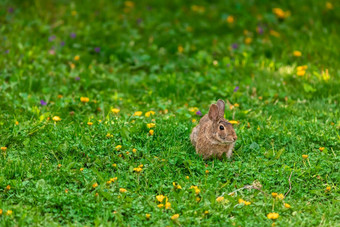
[145,111,155,117]
[147,123,156,129]
[71,10,77,16]
[297,65,308,71]
[192,119,197,123]
[216,197,224,202]
[267,212,279,220]
[157,204,164,208]
[87,122,93,126]
[92,183,98,188]
[229,120,238,124]
[186,176,189,179]
[205,170,209,174]
[133,167,142,173]
[132,148,137,153]
[293,51,302,57]
[190,186,200,194]
[234,103,239,107]
[80,97,89,103]
[284,203,291,208]
[270,30,280,37]
[171,214,179,220]
[1,147,7,151]
[272,192,278,198]
[326,2,333,10]
[149,130,154,135]
[112,163,117,167]
[15,121,19,125]
[111,108,120,114]
[156,195,165,202]
[227,15,234,24]
[0,209,2,215]
[245,37,252,45]
[65,189,69,193]
[133,111,142,116]
[178,45,184,53]
[189,107,199,112]
[302,154,308,159]
[110,177,117,182]
[165,202,171,209]
[326,186,331,192]
[6,210,12,216]
[138,164,143,168]
[80,168,84,171]
[297,70,306,76]
[124,1,134,7]
[119,188,127,193]
[52,116,61,122]
[273,8,287,19]
[146,213,151,219]
[58,94,63,98]
[115,145,122,150]
[173,182,182,190]
[244,201,251,205]
[277,194,284,200]
[58,164,62,167]
[6,185,11,190]
[204,210,209,214]
[322,69,330,81]
[319,147,325,152]
[106,133,113,138]
[74,55,80,61]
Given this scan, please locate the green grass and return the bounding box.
[0,0,339,226]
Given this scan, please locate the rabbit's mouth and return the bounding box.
[222,140,234,144]
[218,137,234,144]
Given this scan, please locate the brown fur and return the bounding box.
[190,99,237,160]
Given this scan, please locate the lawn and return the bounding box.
[0,0,339,226]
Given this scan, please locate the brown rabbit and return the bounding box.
[190,99,237,159]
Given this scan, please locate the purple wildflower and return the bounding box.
[70,33,76,38]
[40,100,47,106]
[8,8,14,13]
[257,26,264,35]
[60,41,65,46]
[5,50,10,54]
[231,43,238,49]
[49,35,56,42]
[196,110,202,116]
[137,18,143,25]
[75,76,80,81]
[94,47,100,53]
[233,86,239,92]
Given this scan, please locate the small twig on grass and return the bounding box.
[221,180,268,197]
[284,171,293,197]
[331,148,336,157]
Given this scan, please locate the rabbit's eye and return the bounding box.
[219,125,224,130]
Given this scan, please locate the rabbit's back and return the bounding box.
[190,115,209,147]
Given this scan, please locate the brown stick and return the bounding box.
[285,171,293,197]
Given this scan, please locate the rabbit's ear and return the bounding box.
[217,99,225,118]
[208,104,219,122]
